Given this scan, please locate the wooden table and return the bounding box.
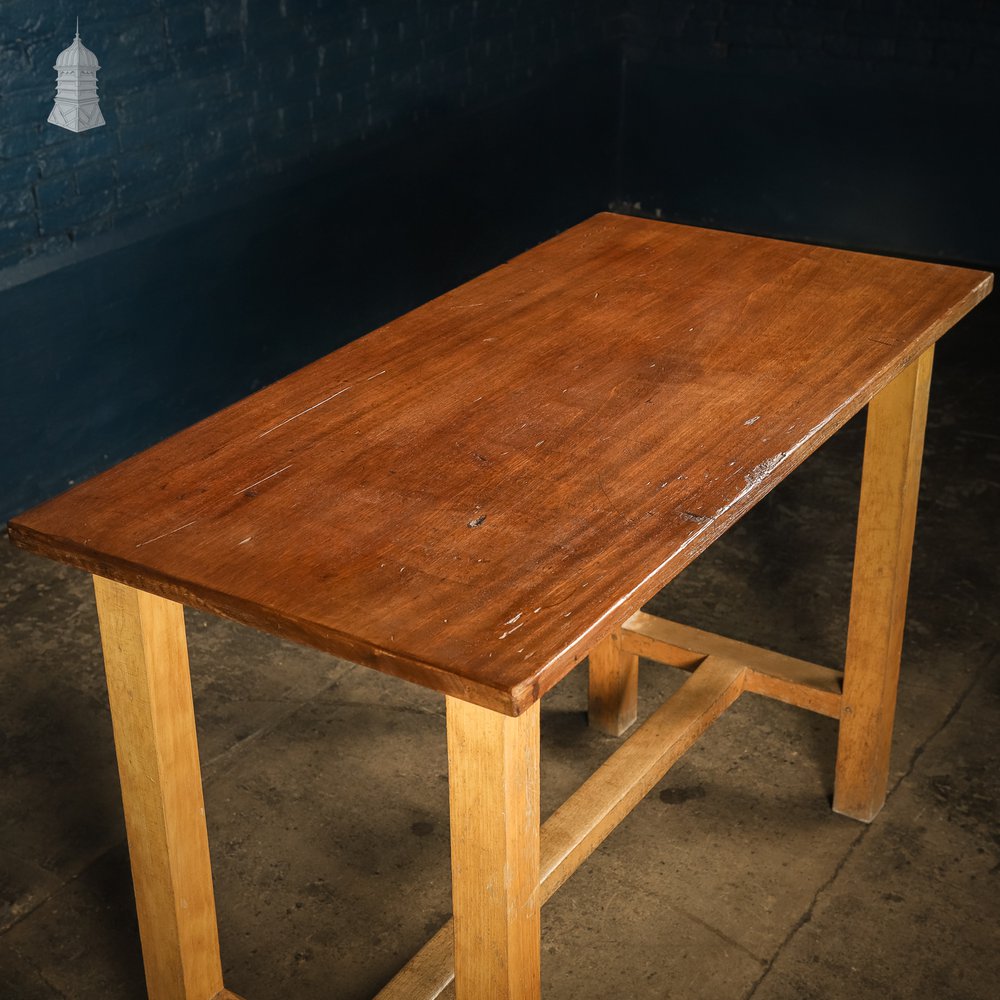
[8,214,992,1000]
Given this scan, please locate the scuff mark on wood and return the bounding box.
[745,452,789,487]
[136,519,198,548]
[680,511,710,524]
[468,514,487,528]
[233,464,292,496]
[259,386,352,437]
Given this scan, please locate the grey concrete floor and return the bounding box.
[2,307,998,999]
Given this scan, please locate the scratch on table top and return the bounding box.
[259,386,352,437]
[499,622,524,640]
[745,452,788,487]
[136,519,198,548]
[744,415,761,425]
[233,464,292,495]
[680,511,710,524]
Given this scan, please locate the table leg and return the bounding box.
[446,697,541,1000]
[93,576,224,1000]
[834,347,934,823]
[587,628,639,736]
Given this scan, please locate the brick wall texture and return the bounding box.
[624,0,1000,78]
[2,1,996,272]
[0,0,614,269]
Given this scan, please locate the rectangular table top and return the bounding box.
[9,214,991,715]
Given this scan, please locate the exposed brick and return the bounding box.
[859,35,895,59]
[0,214,38,256]
[626,0,994,80]
[165,9,207,49]
[38,188,117,235]
[0,0,618,271]
[3,1,58,39]
[0,124,43,160]
[0,183,35,217]
[33,174,75,208]
[36,132,115,178]
[74,161,116,194]
[934,38,973,68]
[892,36,933,62]
[0,87,50,123]
[0,156,41,191]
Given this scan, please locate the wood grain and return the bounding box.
[93,576,223,1000]
[587,628,639,735]
[10,215,991,715]
[539,655,746,900]
[379,657,746,998]
[376,924,454,1000]
[834,348,934,822]
[622,611,843,718]
[446,698,540,1000]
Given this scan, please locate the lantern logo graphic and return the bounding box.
[48,20,105,133]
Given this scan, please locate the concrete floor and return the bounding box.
[2,306,998,999]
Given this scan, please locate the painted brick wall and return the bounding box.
[615,1,1000,270]
[0,0,615,271]
[622,0,1000,79]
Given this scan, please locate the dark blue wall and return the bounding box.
[1,2,620,520]
[1,52,620,520]
[616,0,1000,268]
[1,0,616,269]
[3,1,998,522]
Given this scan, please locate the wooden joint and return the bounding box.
[375,656,746,999]
[621,611,843,719]
[588,628,639,736]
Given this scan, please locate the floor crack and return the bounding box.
[742,641,999,999]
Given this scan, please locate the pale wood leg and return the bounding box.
[834,347,934,823]
[446,698,541,1000]
[93,576,224,1000]
[587,628,639,736]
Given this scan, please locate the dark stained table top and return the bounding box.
[9,214,992,714]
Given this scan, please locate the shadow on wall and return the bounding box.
[5,8,1000,521]
[617,61,1000,271]
[0,53,619,521]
